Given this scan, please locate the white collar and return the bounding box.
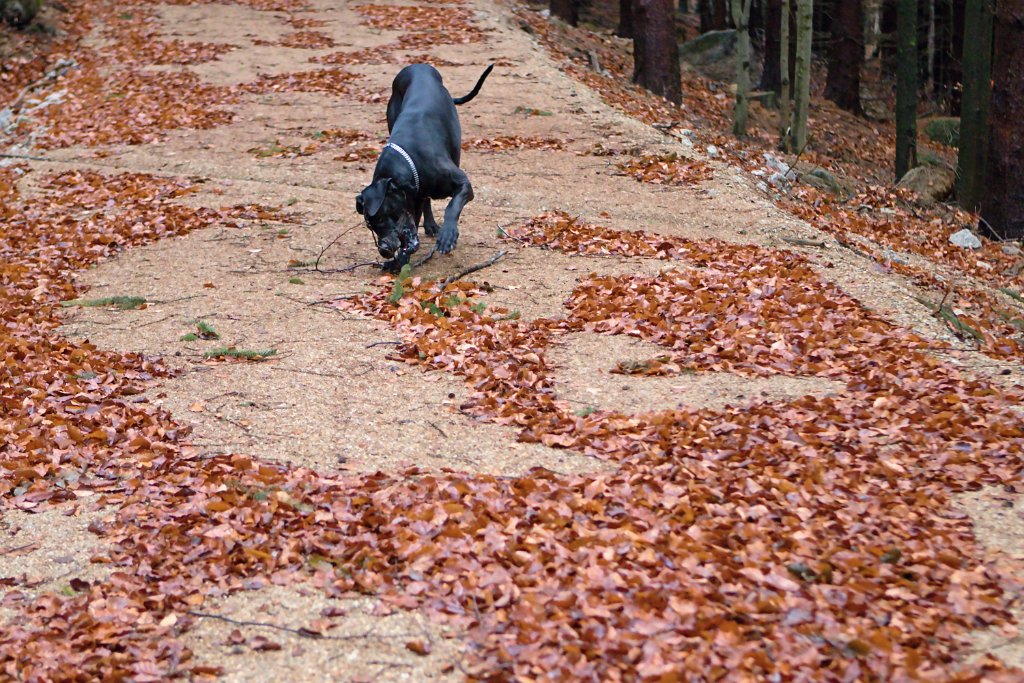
[384,142,419,194]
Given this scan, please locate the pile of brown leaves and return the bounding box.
[239,68,359,96]
[100,8,238,66]
[354,4,489,45]
[514,4,1024,364]
[248,129,382,161]
[617,152,714,186]
[463,135,566,152]
[256,30,336,49]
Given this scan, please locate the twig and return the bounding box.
[317,260,383,274]
[836,237,873,261]
[412,246,437,268]
[496,223,530,245]
[428,421,448,438]
[365,341,401,348]
[314,221,361,272]
[439,250,508,288]
[781,236,826,248]
[0,153,51,161]
[271,366,368,380]
[185,611,414,642]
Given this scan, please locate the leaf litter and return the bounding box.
[2,0,1024,681]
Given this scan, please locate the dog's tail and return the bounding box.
[452,64,495,105]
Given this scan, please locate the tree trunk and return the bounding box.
[895,0,918,180]
[732,0,754,134]
[759,0,783,92]
[957,0,994,211]
[980,0,1024,238]
[779,0,792,147]
[700,0,730,30]
[926,0,936,94]
[791,0,812,151]
[618,0,634,37]
[824,0,864,113]
[550,0,579,25]
[633,0,683,104]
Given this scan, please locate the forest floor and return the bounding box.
[2,0,1024,680]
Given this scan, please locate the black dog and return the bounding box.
[356,63,493,272]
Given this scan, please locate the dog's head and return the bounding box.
[356,178,417,260]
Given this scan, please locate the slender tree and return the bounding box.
[779,0,792,148]
[895,0,917,180]
[633,0,683,104]
[759,0,783,92]
[550,0,579,25]
[700,0,730,30]
[732,0,754,134]
[957,0,994,211]
[980,0,1024,238]
[617,0,634,37]
[824,0,864,114]
[791,0,812,151]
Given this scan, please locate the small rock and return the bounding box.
[679,29,737,80]
[897,165,956,205]
[706,144,719,158]
[799,168,846,196]
[949,228,982,250]
[1001,243,1022,256]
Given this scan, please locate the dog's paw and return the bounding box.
[436,225,459,254]
[380,258,402,274]
[423,221,440,237]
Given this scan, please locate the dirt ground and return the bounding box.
[3,0,1023,677]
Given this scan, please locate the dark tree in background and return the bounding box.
[700,0,729,31]
[981,0,1024,238]
[758,0,783,93]
[617,0,634,37]
[957,0,994,212]
[824,0,863,114]
[895,0,918,180]
[633,0,683,104]
[550,0,579,25]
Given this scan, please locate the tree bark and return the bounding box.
[732,0,754,134]
[791,0,812,152]
[550,0,579,25]
[957,0,994,211]
[633,0,683,104]
[824,0,864,113]
[700,0,730,30]
[759,0,783,92]
[617,0,634,37]
[895,0,918,180]
[980,0,1024,238]
[779,0,792,147]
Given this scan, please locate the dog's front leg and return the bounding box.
[437,171,474,254]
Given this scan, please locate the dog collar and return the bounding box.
[384,142,420,194]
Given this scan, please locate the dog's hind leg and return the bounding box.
[422,198,440,237]
[413,199,424,230]
[437,169,474,254]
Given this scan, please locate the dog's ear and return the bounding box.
[358,178,391,219]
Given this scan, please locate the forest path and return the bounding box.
[2,0,1023,679]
